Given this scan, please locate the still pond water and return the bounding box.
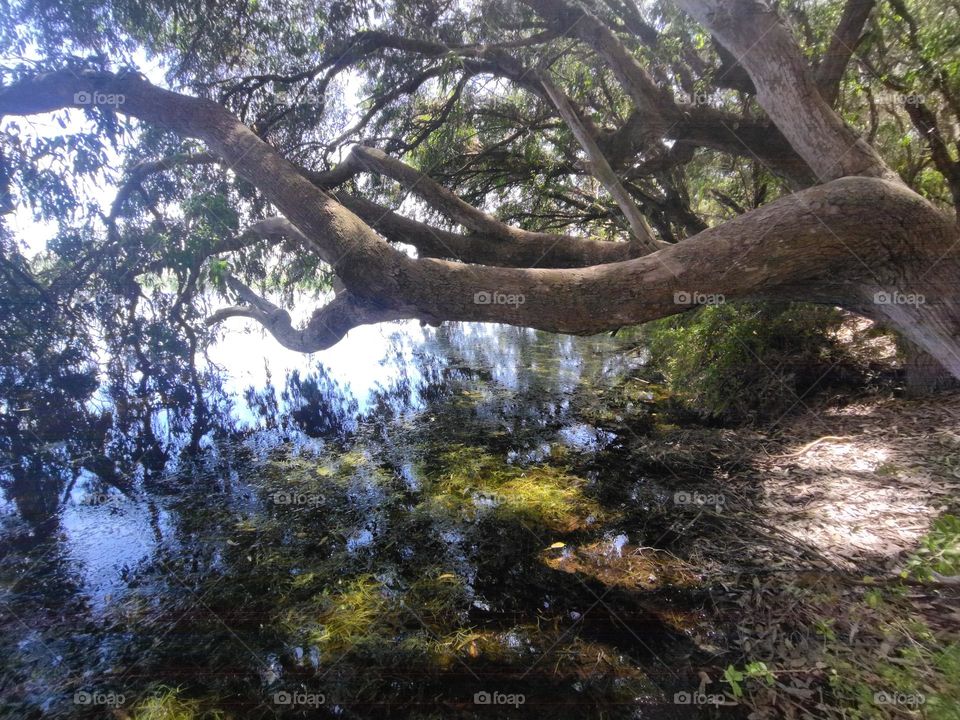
[1,323,735,719]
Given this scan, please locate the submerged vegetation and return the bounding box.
[132,688,226,720]
[2,324,956,719]
[422,445,604,532]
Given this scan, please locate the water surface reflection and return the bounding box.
[1,323,732,719]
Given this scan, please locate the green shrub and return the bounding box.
[645,302,851,423]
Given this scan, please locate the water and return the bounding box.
[0,323,733,718]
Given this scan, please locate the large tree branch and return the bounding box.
[676,0,895,183]
[0,69,406,298]
[329,191,639,267]
[96,139,643,270]
[604,107,817,188]
[816,0,876,106]
[203,177,960,379]
[4,70,959,379]
[311,145,646,261]
[518,0,817,187]
[311,145,512,238]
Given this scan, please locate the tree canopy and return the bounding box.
[1,0,959,384]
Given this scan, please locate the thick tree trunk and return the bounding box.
[901,342,960,396]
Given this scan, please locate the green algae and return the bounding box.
[420,444,605,532]
[132,688,225,720]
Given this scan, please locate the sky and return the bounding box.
[3,52,421,407]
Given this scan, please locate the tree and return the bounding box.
[1,0,958,383]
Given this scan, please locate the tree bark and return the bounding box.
[1,69,958,378]
[676,0,895,183]
[902,342,959,396]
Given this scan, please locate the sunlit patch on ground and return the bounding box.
[755,393,960,563]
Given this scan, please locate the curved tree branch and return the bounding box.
[329,191,639,267]
[3,69,959,379]
[205,275,405,352]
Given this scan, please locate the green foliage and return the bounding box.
[903,514,960,582]
[645,302,850,423]
[722,661,775,698]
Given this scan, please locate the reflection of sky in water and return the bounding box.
[210,318,426,418]
[63,471,174,611]
[31,320,643,615]
[58,321,430,608]
[206,320,629,424]
[558,423,617,453]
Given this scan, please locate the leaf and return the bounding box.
[723,665,745,698]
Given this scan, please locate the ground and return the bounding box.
[624,388,960,718]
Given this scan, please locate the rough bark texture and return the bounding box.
[902,343,960,396]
